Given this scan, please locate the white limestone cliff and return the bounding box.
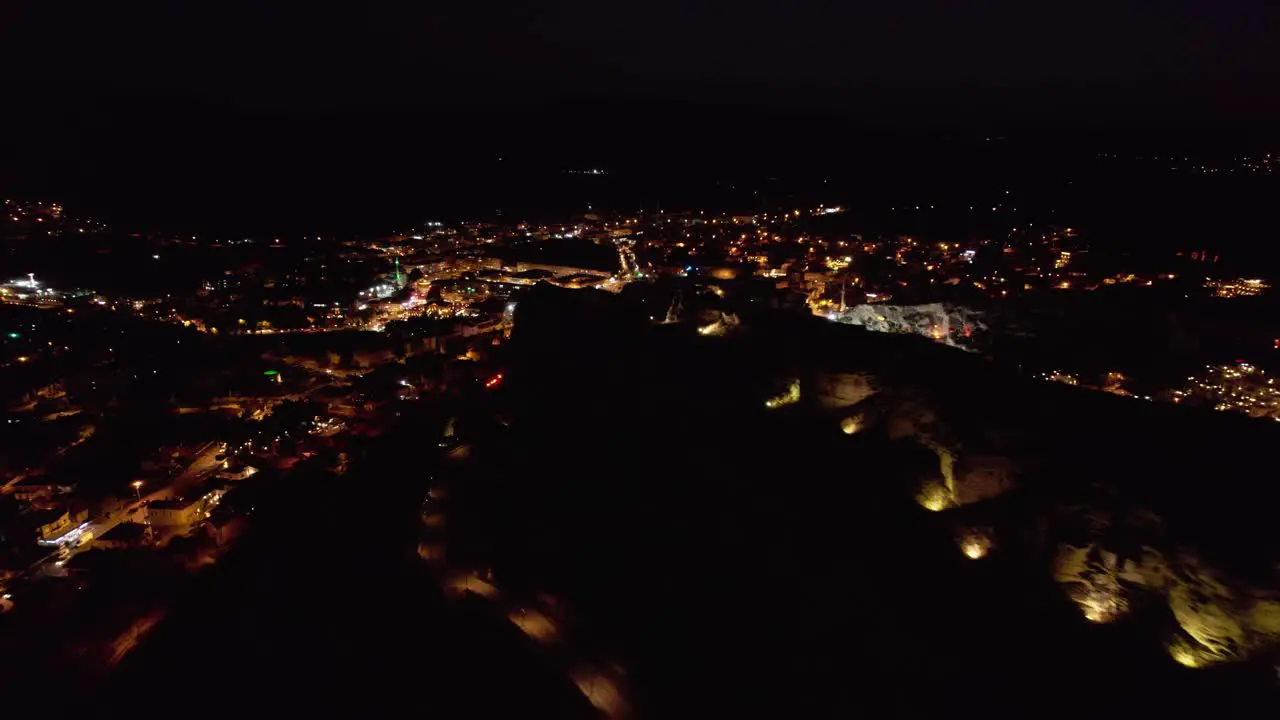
[831,302,987,349]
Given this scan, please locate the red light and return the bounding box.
[484,373,503,389]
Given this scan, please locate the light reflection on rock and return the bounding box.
[917,480,954,512]
[1077,587,1128,624]
[840,415,863,435]
[1056,544,1131,623]
[958,528,993,560]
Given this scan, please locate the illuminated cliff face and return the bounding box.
[1055,545,1133,624]
[697,311,741,337]
[1055,539,1280,666]
[958,527,994,559]
[764,379,801,409]
[829,303,987,349]
[1168,568,1245,662]
[867,378,1277,669]
[513,279,1280,692]
[873,390,1021,510]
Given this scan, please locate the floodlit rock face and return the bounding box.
[1251,598,1280,635]
[912,442,959,510]
[512,280,1280,683]
[916,479,954,512]
[958,527,994,559]
[1117,547,1173,591]
[1166,583,1280,665]
[839,414,865,435]
[764,378,801,409]
[697,311,741,336]
[832,303,987,348]
[1168,563,1246,661]
[1055,536,1280,664]
[1053,543,1092,586]
[1054,543,1132,623]
[813,372,879,408]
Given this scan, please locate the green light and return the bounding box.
[263,370,278,376]
[6,332,18,339]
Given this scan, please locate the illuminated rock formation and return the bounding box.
[916,479,955,512]
[1116,546,1173,590]
[1168,558,1247,663]
[881,398,964,510]
[957,527,994,559]
[839,414,864,435]
[1056,538,1280,665]
[764,379,801,409]
[1250,598,1280,638]
[831,302,987,349]
[1168,634,1217,668]
[1162,568,1280,666]
[1054,543,1132,623]
[697,311,740,336]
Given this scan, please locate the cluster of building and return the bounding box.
[3,197,108,239]
[7,182,1280,690]
[1169,362,1280,421]
[617,205,1180,331]
[1203,277,1268,298]
[0,274,93,308]
[38,193,1257,366]
[1032,359,1280,424]
[103,219,627,344]
[1036,370,1143,398]
[0,438,248,592]
[1035,370,1081,386]
[1096,152,1277,175]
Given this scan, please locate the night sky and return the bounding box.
[4,1,1279,122]
[2,2,1279,233]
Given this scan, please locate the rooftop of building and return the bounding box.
[149,497,203,511]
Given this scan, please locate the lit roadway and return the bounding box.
[60,442,226,565]
[0,441,227,617]
[5,377,347,602]
[166,441,227,497]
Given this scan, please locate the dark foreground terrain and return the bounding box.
[75,441,597,720]
[22,282,1280,719]
[439,284,1280,718]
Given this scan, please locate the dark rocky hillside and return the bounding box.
[442,282,1280,718]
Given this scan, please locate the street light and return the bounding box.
[132,480,156,544]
